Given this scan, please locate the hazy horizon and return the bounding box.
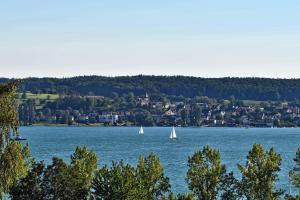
[3,74,300,80]
[1,1,300,78]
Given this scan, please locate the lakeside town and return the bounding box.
[3,0,300,199]
[18,91,300,128]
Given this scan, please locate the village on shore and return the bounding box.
[18,92,300,128]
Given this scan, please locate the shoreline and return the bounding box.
[20,123,297,129]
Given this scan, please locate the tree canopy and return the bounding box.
[0,81,20,148]
[0,81,30,199]
[4,76,300,101]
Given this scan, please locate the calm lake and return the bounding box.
[20,126,300,194]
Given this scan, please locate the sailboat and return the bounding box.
[169,126,177,139]
[139,126,144,135]
[13,135,27,141]
[15,136,27,141]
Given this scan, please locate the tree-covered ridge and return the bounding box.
[3,76,300,101]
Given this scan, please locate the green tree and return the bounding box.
[68,146,98,199]
[10,157,70,200]
[0,81,19,147]
[238,144,283,200]
[0,81,30,199]
[10,146,97,200]
[136,154,171,199]
[285,195,300,200]
[190,104,202,126]
[289,147,300,197]
[135,109,154,126]
[42,157,70,199]
[21,92,27,99]
[176,193,197,200]
[92,154,170,200]
[187,145,225,200]
[10,162,45,200]
[92,161,138,200]
[0,142,30,199]
[163,193,197,200]
[162,193,176,200]
[126,92,136,109]
[181,109,190,126]
[219,172,240,200]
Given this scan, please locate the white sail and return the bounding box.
[172,127,177,138]
[170,126,177,139]
[139,126,144,135]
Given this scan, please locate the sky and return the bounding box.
[0,0,300,78]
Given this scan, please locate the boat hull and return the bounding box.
[14,138,27,141]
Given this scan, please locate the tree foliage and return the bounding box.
[219,172,240,200]
[238,144,283,200]
[0,81,20,148]
[7,143,300,200]
[0,81,31,199]
[289,147,300,198]
[0,142,30,199]
[136,153,171,199]
[187,146,226,200]
[92,161,138,200]
[92,154,170,200]
[10,146,97,200]
[3,76,300,101]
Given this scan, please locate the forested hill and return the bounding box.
[1,76,300,101]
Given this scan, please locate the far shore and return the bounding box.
[19,123,296,129]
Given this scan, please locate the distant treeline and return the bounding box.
[2,76,300,101]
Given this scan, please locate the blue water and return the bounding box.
[20,126,300,194]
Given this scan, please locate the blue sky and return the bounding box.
[1,0,300,78]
